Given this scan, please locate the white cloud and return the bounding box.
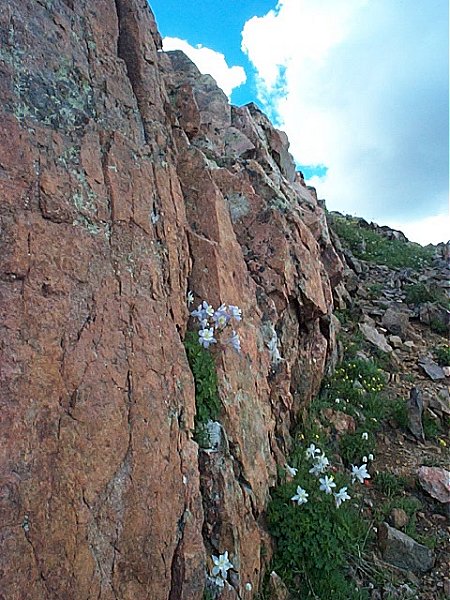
[242,0,449,244]
[390,213,450,246]
[162,36,246,99]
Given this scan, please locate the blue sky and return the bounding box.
[150,1,449,244]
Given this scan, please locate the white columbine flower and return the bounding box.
[305,443,321,459]
[211,551,233,579]
[199,328,217,349]
[291,485,309,505]
[309,453,329,476]
[285,464,298,477]
[334,486,351,508]
[319,475,336,494]
[362,456,368,463]
[351,463,371,484]
[187,291,194,306]
[368,453,374,461]
[361,432,369,440]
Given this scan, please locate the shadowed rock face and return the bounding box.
[0,1,342,598]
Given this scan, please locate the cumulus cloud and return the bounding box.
[162,36,246,98]
[242,0,449,243]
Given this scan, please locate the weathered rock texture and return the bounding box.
[0,1,341,598]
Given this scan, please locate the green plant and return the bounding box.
[430,318,448,336]
[339,431,376,466]
[423,413,442,441]
[433,344,450,366]
[374,472,406,498]
[404,283,448,307]
[328,215,434,270]
[184,330,220,443]
[389,398,408,430]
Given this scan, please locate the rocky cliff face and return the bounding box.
[0,1,342,598]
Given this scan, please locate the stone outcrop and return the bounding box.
[0,1,342,598]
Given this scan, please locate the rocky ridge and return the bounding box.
[0,1,341,599]
[0,1,448,599]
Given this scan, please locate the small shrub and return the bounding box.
[340,431,376,466]
[184,330,220,441]
[434,344,450,366]
[389,398,408,430]
[374,472,406,498]
[405,283,448,307]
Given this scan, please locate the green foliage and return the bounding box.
[433,344,450,366]
[267,475,370,598]
[329,215,434,269]
[321,358,387,429]
[373,472,406,498]
[389,398,409,430]
[184,330,220,442]
[404,283,448,307]
[340,431,376,466]
[430,318,448,336]
[423,413,443,441]
[367,283,383,299]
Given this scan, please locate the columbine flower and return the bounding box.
[291,486,309,505]
[187,291,194,306]
[319,475,336,494]
[334,486,351,508]
[309,453,329,476]
[226,330,241,353]
[213,304,230,329]
[228,305,242,321]
[285,464,298,477]
[368,453,374,461]
[192,301,214,322]
[305,443,321,459]
[211,551,233,579]
[362,456,368,463]
[199,328,217,349]
[351,464,371,484]
[361,432,369,440]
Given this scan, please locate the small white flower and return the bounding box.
[305,443,321,459]
[211,551,233,579]
[335,398,341,404]
[334,486,351,508]
[245,583,252,591]
[291,485,309,505]
[319,475,336,494]
[351,464,371,484]
[362,456,368,463]
[199,327,217,349]
[187,291,194,306]
[213,576,225,588]
[309,453,329,476]
[368,453,374,461]
[361,432,369,440]
[285,464,298,477]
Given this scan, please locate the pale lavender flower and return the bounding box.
[351,463,371,484]
[227,330,241,353]
[211,551,233,579]
[334,486,351,508]
[228,305,242,321]
[319,475,336,494]
[191,301,214,322]
[291,486,309,505]
[213,304,230,329]
[199,327,217,349]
